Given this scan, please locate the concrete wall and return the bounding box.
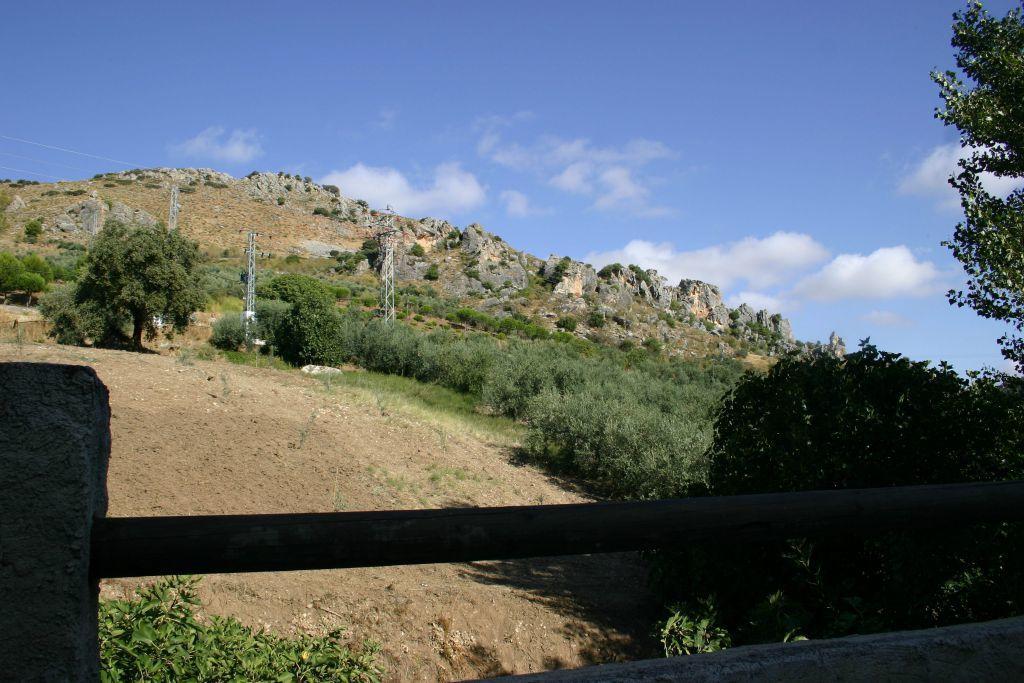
[0,363,109,681]
[498,616,1024,682]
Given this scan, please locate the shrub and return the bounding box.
[275,296,346,366]
[255,298,292,345]
[313,207,330,217]
[356,199,369,209]
[23,218,43,243]
[284,254,302,264]
[543,256,572,287]
[653,343,1024,649]
[324,184,340,196]
[20,253,53,282]
[276,196,285,205]
[408,243,426,258]
[38,284,103,345]
[210,314,247,350]
[260,274,334,307]
[99,576,381,681]
[587,311,606,328]
[556,316,578,332]
[597,263,624,279]
[424,263,440,281]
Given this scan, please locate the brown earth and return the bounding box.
[1,342,657,681]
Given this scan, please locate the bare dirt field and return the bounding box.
[1,342,656,680]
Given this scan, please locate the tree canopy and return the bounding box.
[60,221,205,348]
[935,1,1024,369]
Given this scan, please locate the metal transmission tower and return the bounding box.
[242,231,260,339]
[167,185,180,231]
[374,206,399,323]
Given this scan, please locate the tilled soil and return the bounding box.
[2,343,656,681]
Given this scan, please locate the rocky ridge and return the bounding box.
[0,167,844,360]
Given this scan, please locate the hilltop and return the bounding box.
[0,169,844,362]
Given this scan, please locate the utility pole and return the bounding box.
[242,231,259,340]
[375,206,398,323]
[167,185,180,231]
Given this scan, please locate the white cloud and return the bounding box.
[476,124,675,215]
[320,162,485,216]
[594,167,648,209]
[899,143,1022,209]
[171,126,263,163]
[499,189,548,217]
[861,309,914,327]
[550,162,593,194]
[794,246,942,301]
[726,291,784,313]
[584,232,829,289]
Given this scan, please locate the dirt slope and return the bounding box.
[1,343,655,680]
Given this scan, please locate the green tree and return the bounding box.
[934,2,1024,369]
[20,253,53,282]
[0,252,25,294]
[72,221,205,348]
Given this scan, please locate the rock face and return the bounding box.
[108,201,158,228]
[50,199,156,234]
[5,195,25,213]
[677,279,730,325]
[827,331,846,358]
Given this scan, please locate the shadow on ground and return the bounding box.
[459,552,659,668]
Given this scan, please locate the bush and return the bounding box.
[210,314,247,350]
[652,343,1024,648]
[408,243,426,258]
[424,263,440,281]
[544,256,572,287]
[23,218,42,243]
[313,207,330,217]
[99,576,381,681]
[275,296,346,366]
[556,315,578,332]
[587,311,606,328]
[276,196,285,205]
[260,274,335,307]
[38,284,103,345]
[284,254,301,264]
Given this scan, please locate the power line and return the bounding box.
[0,151,95,174]
[0,134,138,168]
[0,165,66,181]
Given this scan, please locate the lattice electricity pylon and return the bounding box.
[242,231,260,340]
[374,206,399,323]
[167,185,180,231]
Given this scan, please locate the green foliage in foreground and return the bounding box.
[99,576,381,682]
[652,343,1024,649]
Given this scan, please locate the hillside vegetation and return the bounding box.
[0,167,842,365]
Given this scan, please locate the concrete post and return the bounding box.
[0,363,110,681]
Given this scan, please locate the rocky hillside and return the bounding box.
[0,168,844,361]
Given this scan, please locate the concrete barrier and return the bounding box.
[0,363,110,681]
[497,615,1024,682]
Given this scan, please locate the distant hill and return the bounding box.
[0,168,844,362]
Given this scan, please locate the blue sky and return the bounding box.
[1,0,1019,371]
